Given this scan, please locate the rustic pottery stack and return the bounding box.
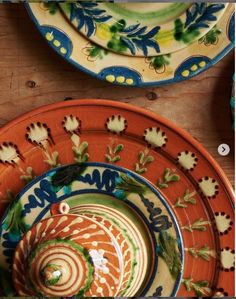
[0,2,234,298]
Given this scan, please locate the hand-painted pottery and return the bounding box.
[13,214,125,297]
[51,198,155,296]
[0,99,234,297]
[25,3,234,86]
[59,2,227,57]
[0,163,184,297]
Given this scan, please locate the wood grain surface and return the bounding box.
[0,4,234,185]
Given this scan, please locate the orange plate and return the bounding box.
[0,99,234,297]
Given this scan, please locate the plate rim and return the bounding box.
[0,99,234,296]
[0,98,234,206]
[24,3,235,87]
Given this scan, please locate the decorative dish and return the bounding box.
[25,3,234,86]
[0,99,234,296]
[0,163,183,297]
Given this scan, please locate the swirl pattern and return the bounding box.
[13,214,124,297]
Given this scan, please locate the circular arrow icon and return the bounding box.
[218,143,230,156]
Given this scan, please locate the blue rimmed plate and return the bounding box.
[0,99,234,296]
[0,162,184,297]
[25,3,234,86]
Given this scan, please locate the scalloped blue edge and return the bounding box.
[25,3,234,87]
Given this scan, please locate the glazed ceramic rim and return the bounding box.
[24,3,234,87]
[0,99,234,296]
[0,99,234,206]
[0,161,185,297]
[59,3,227,57]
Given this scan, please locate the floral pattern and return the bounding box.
[62,115,81,134]
[0,100,234,296]
[105,115,127,134]
[62,116,89,163]
[26,122,60,168]
[220,248,235,271]
[0,142,22,165]
[198,176,219,198]
[177,151,198,171]
[214,212,233,236]
[26,122,53,148]
[143,127,167,148]
[26,2,234,87]
[59,2,226,57]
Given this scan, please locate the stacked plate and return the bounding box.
[0,100,234,297]
[25,2,234,86]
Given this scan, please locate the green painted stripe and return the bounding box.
[104,3,190,23]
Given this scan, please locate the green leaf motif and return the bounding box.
[182,278,211,296]
[157,231,182,279]
[114,144,124,154]
[44,151,61,168]
[73,141,89,163]
[199,25,221,45]
[174,19,200,43]
[182,218,210,232]
[2,200,29,238]
[186,245,215,261]
[115,173,147,196]
[43,2,59,15]
[135,149,154,174]
[174,189,196,208]
[105,143,124,164]
[146,54,171,73]
[85,44,108,60]
[157,168,180,189]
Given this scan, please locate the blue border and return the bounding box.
[1,162,184,297]
[24,3,234,87]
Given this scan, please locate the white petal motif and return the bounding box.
[198,177,219,198]
[221,248,235,271]
[0,142,20,165]
[214,212,233,235]
[63,115,81,134]
[177,151,198,171]
[143,127,167,148]
[26,122,51,147]
[105,115,127,134]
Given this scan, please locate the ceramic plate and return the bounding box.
[0,99,234,297]
[0,163,184,297]
[59,2,227,57]
[25,3,234,86]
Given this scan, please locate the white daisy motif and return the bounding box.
[26,122,53,148]
[105,115,127,134]
[177,151,198,171]
[143,127,167,148]
[220,248,235,271]
[62,115,81,135]
[0,142,22,165]
[198,176,219,198]
[214,212,233,236]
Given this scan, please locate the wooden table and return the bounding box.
[0,4,234,185]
